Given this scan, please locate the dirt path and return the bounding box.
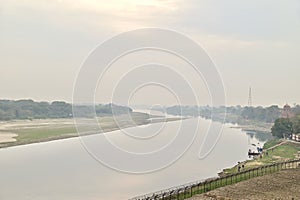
[266,141,288,151]
[188,168,300,200]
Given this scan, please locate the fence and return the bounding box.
[129,159,300,200]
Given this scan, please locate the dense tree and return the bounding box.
[160,105,283,124]
[291,114,300,134]
[239,105,281,123]
[0,100,132,121]
[292,105,300,115]
[271,118,293,138]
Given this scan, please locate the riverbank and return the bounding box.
[219,139,300,176]
[229,122,272,134]
[220,115,273,134]
[0,112,182,149]
[189,168,300,200]
[0,132,17,143]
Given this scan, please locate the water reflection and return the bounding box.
[0,118,268,200]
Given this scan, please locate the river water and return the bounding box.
[0,116,269,200]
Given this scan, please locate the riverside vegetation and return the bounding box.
[221,139,300,176]
[0,99,132,120]
[156,104,300,133]
[0,99,180,148]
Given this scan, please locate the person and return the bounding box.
[242,164,245,171]
[238,165,241,172]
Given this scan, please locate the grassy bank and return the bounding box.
[133,158,300,200]
[0,112,181,148]
[221,139,300,175]
[190,168,300,200]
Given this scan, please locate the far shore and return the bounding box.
[0,112,183,149]
[229,123,272,134]
[0,132,18,143]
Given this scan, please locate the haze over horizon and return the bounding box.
[1,0,300,106]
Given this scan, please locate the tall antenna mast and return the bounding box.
[248,86,252,107]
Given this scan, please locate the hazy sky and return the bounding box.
[1,0,300,106]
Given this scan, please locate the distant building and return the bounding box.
[282,104,293,118]
[292,133,300,142]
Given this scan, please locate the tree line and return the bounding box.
[0,99,132,120]
[271,114,300,138]
[159,105,300,124]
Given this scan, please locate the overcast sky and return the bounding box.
[1,0,300,106]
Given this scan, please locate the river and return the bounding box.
[0,115,270,200]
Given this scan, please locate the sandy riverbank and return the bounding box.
[0,113,182,149]
[229,123,272,133]
[0,132,18,143]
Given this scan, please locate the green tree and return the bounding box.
[271,118,293,138]
[0,99,133,120]
[291,114,300,134]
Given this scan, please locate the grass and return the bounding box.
[0,112,181,148]
[15,126,77,141]
[131,138,299,200]
[263,139,282,149]
[0,125,81,148]
[261,142,300,162]
[158,157,300,200]
[161,161,291,200]
[222,139,300,176]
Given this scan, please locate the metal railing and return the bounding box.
[129,159,300,200]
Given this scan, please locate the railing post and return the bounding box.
[197,183,200,194]
[285,162,286,169]
[131,159,300,200]
[271,165,273,173]
[169,190,173,200]
[294,160,296,168]
[265,166,267,174]
[235,174,237,183]
[293,160,295,168]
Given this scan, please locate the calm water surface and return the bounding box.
[0,116,267,200]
